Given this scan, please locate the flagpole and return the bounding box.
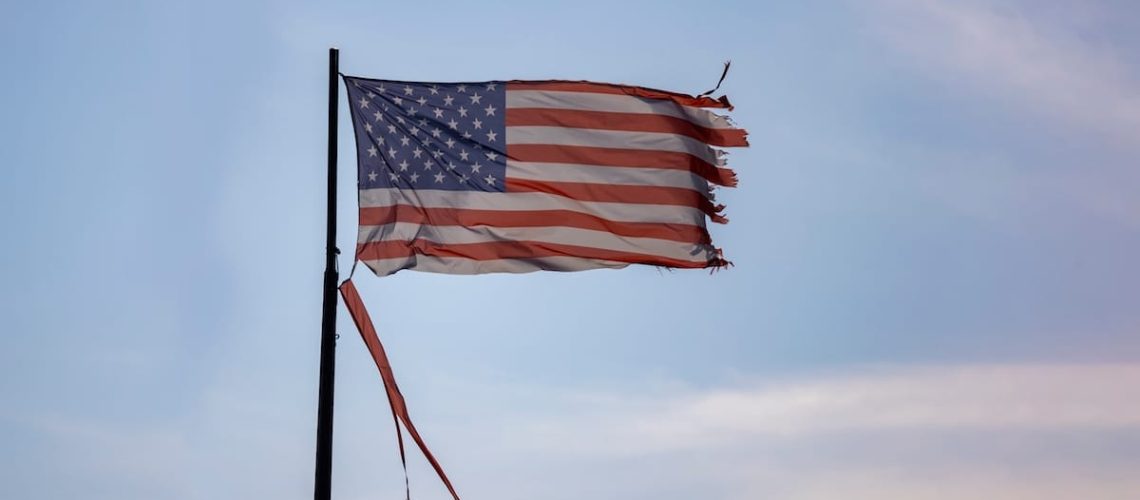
[314,46,340,500]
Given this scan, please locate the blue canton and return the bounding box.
[345,77,507,192]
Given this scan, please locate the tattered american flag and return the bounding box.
[343,75,748,276]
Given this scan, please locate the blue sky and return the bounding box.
[2,0,1139,498]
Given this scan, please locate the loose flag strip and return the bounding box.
[340,279,460,500]
[343,76,748,276]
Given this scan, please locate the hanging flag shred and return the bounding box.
[343,76,748,276]
[340,279,460,500]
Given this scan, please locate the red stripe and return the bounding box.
[360,205,711,244]
[506,108,748,147]
[505,179,724,221]
[507,144,738,187]
[507,81,732,109]
[356,239,720,269]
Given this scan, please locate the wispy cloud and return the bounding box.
[513,364,1140,455]
[16,363,1140,499]
[394,363,1140,499]
[868,0,1140,146]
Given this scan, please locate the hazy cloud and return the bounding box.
[17,363,1140,499]
[868,0,1140,147]
[378,363,1140,499]
[514,363,1140,455]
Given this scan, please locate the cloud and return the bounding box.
[867,0,1140,147]
[381,363,1140,499]
[512,363,1140,455]
[15,363,1140,499]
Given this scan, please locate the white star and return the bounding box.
[484,104,497,116]
[366,91,375,98]
[412,148,423,159]
[447,119,459,130]
[368,145,378,157]
[472,118,483,129]
[434,172,445,183]
[459,174,469,183]
[377,137,385,145]
[393,97,403,106]
[443,95,454,106]
[463,131,472,139]
[459,150,469,161]
[387,124,398,134]
[469,92,482,104]
[433,108,444,119]
[410,172,420,182]
[416,96,427,106]
[368,171,378,181]
[423,159,434,170]
[364,123,373,133]
[470,162,482,173]
[457,84,467,93]
[408,107,418,117]
[445,138,456,148]
[400,136,411,146]
[404,85,414,95]
[398,160,410,171]
[389,172,400,182]
[377,84,386,93]
[486,82,497,91]
[418,118,428,127]
[431,128,442,138]
[447,161,457,170]
[484,174,496,185]
[388,147,398,157]
[486,130,497,142]
[457,106,468,117]
[432,149,444,159]
[429,85,439,95]
[358,97,369,108]
[409,127,419,137]
[485,151,498,161]
[395,116,405,124]
[373,110,383,121]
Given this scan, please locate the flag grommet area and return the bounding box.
[343,76,749,277]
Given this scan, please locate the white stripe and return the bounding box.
[506,126,720,165]
[359,188,707,226]
[507,161,709,191]
[357,223,716,264]
[361,255,629,276]
[505,90,735,130]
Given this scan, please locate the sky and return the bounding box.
[2,0,1139,498]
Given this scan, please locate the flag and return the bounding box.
[343,76,748,276]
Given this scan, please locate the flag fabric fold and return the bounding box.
[343,75,748,277]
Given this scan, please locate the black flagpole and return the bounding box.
[314,46,339,500]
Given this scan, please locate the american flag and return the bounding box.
[343,75,748,276]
